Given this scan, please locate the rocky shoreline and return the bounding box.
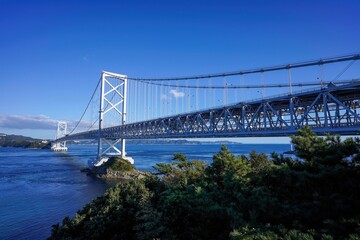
[84,167,152,180]
[81,158,152,180]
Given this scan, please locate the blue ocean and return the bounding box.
[0,143,290,239]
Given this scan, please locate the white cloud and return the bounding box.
[0,114,97,132]
[169,89,185,98]
[0,115,58,130]
[160,93,168,100]
[0,115,100,139]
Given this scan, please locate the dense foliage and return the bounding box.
[0,134,50,149]
[50,127,360,239]
[104,157,136,172]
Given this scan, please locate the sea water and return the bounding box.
[0,143,290,239]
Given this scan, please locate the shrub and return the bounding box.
[105,157,135,172]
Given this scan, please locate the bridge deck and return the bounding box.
[57,81,360,142]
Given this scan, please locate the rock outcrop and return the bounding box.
[82,157,152,180]
[91,167,151,180]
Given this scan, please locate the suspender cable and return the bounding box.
[131,80,133,123]
[181,81,185,113]
[166,81,169,116]
[204,79,206,109]
[151,84,154,119]
[225,77,228,105]
[155,82,158,118]
[288,67,293,95]
[136,80,139,122]
[161,83,164,117]
[127,80,131,123]
[209,78,213,108]
[235,76,238,103]
[186,80,190,113]
[320,62,324,88]
[260,72,265,99]
[176,80,179,114]
[240,75,244,102]
[139,78,358,89]
[223,77,225,105]
[148,80,150,119]
[196,79,199,111]
[143,81,146,121]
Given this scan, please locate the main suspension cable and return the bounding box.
[68,78,101,135]
[127,53,360,81]
[333,60,356,81]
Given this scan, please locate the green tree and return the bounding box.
[291,126,360,166]
[50,129,360,240]
[153,152,205,186]
[50,179,152,240]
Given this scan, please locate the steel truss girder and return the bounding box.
[58,81,360,142]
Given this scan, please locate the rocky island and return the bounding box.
[83,157,151,180]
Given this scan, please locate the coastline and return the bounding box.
[82,157,152,181]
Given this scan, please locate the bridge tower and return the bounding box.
[95,71,134,166]
[52,121,68,151]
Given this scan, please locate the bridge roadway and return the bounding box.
[57,80,360,142]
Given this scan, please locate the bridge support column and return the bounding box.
[95,71,134,167]
[121,139,126,158]
[51,121,68,152]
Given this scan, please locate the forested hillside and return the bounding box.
[0,134,50,149]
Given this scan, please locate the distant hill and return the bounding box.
[0,134,51,149]
[0,134,239,149]
[127,139,239,145]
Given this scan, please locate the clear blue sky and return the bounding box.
[0,0,359,141]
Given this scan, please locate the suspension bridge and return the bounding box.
[52,53,360,165]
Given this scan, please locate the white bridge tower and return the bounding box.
[52,121,68,152]
[95,71,134,166]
